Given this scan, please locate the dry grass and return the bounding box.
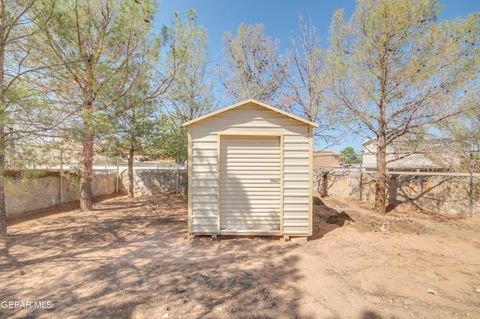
[1,194,479,318]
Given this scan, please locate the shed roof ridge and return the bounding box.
[183,99,319,128]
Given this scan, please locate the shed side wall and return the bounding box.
[190,102,311,235]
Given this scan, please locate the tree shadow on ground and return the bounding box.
[0,194,312,319]
[361,310,384,319]
[385,203,397,213]
[310,196,354,240]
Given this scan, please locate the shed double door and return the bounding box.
[219,135,281,233]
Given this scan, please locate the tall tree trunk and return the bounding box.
[320,173,328,197]
[375,136,387,214]
[127,147,134,198]
[0,13,7,237]
[79,132,94,211]
[0,128,6,238]
[375,54,388,214]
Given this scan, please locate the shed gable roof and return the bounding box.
[183,99,319,128]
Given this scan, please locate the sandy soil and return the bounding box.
[1,194,479,319]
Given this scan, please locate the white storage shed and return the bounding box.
[184,99,318,237]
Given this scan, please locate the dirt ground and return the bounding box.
[1,194,480,319]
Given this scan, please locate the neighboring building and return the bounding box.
[313,150,342,169]
[184,99,318,238]
[362,138,460,172]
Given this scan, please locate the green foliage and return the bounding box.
[0,0,57,171]
[98,35,161,161]
[166,9,215,122]
[150,113,188,163]
[150,9,213,163]
[30,0,159,142]
[99,96,158,159]
[100,9,213,165]
[339,147,361,164]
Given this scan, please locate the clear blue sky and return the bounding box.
[154,0,479,152]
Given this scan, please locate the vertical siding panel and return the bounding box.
[191,125,218,233]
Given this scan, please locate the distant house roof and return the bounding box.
[314,150,340,156]
[183,99,319,128]
[362,138,461,171]
[313,150,342,168]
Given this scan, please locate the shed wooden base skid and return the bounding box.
[190,232,309,242]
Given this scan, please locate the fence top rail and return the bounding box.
[366,170,479,177]
[384,171,479,177]
[316,168,480,177]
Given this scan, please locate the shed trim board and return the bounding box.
[308,126,313,235]
[187,100,313,237]
[187,128,192,233]
[279,134,285,234]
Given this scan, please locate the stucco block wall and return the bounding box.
[6,173,116,216]
[120,169,187,196]
[315,169,480,216]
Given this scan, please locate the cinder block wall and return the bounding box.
[119,169,187,197]
[314,169,480,216]
[6,173,117,216]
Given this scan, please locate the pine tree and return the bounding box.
[31,0,160,211]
